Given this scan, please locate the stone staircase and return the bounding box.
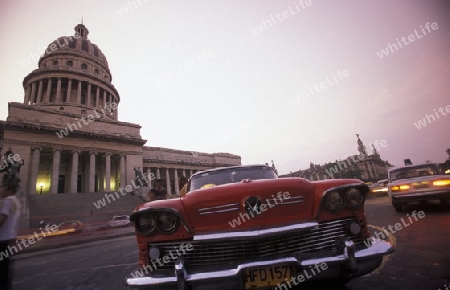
[25,188,150,228]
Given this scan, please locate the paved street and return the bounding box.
[11,196,450,290]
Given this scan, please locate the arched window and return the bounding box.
[53,60,59,66]
[94,68,99,74]
[81,63,88,70]
[67,60,73,67]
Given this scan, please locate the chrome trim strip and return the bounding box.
[300,240,394,266]
[279,200,304,205]
[199,208,240,215]
[193,222,319,241]
[279,196,304,205]
[126,240,394,286]
[198,203,240,211]
[198,203,240,215]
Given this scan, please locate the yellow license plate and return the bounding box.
[243,265,292,289]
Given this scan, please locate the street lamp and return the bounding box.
[39,183,44,194]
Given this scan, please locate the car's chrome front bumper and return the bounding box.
[126,239,394,290]
[391,189,450,202]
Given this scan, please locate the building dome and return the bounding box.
[22,24,120,121]
[39,24,111,78]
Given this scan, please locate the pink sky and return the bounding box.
[0,0,449,174]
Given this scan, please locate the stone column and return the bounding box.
[77,80,82,103]
[45,78,52,102]
[24,85,31,105]
[165,168,172,194]
[156,167,161,179]
[50,149,61,194]
[30,82,36,104]
[189,169,193,177]
[69,150,79,193]
[120,155,126,189]
[182,169,186,178]
[105,153,111,192]
[28,147,41,194]
[66,79,72,102]
[56,77,62,102]
[89,152,96,192]
[37,80,43,103]
[174,169,179,193]
[146,168,151,187]
[87,83,91,106]
[112,96,117,120]
[103,90,107,108]
[96,87,100,107]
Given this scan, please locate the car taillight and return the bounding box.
[390,184,410,191]
[433,179,450,186]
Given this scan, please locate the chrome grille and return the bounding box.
[149,217,362,270]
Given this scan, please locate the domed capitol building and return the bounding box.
[0,24,241,227]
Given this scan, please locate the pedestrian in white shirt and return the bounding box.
[0,177,21,290]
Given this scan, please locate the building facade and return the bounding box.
[281,135,393,182]
[0,24,240,226]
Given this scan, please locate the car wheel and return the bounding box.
[392,201,402,212]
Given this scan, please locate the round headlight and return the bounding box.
[136,213,156,235]
[156,212,179,233]
[324,191,345,212]
[345,188,364,209]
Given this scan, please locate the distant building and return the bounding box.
[281,135,393,182]
[0,24,240,227]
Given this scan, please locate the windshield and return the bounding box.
[189,166,278,191]
[389,164,441,182]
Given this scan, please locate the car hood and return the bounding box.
[390,174,448,185]
[180,178,315,234]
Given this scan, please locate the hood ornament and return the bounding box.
[244,196,262,216]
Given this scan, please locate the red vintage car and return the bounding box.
[126,164,394,289]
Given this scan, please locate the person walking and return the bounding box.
[148,179,167,200]
[0,177,21,290]
[178,175,188,197]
